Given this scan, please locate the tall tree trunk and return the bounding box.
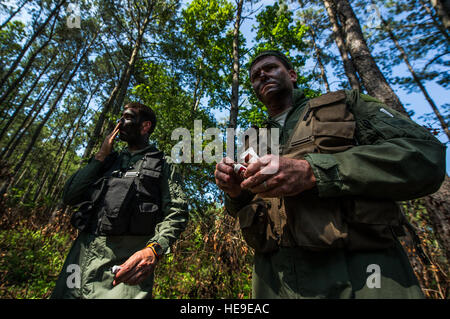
[0,17,57,107]
[82,84,120,159]
[0,0,66,89]
[423,176,450,261]
[309,26,331,93]
[333,0,406,113]
[322,0,361,90]
[106,11,154,133]
[46,86,97,195]
[379,14,449,140]
[430,0,450,29]
[419,0,450,40]
[85,10,154,159]
[229,0,244,129]
[0,33,96,200]
[0,52,57,142]
[0,59,71,161]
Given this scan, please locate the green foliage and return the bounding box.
[152,207,253,298]
[401,199,450,299]
[0,226,72,298]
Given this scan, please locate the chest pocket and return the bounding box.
[283,90,356,158]
[129,154,164,235]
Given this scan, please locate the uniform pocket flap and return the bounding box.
[309,90,346,108]
[344,198,402,225]
[313,121,355,139]
[139,202,159,213]
[141,168,161,179]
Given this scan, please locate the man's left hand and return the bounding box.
[113,247,157,286]
[240,154,317,198]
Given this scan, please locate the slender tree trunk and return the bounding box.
[0,0,66,88]
[333,0,406,113]
[0,60,71,161]
[0,0,29,30]
[309,27,331,93]
[430,0,450,29]
[106,11,154,133]
[322,0,361,90]
[85,10,153,158]
[419,0,450,40]
[46,86,97,195]
[229,0,244,129]
[82,84,120,159]
[0,53,57,142]
[423,176,450,261]
[0,17,57,107]
[0,33,96,199]
[380,15,449,140]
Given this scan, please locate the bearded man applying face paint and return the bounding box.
[51,102,188,299]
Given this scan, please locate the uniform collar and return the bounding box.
[263,88,307,128]
[122,144,155,157]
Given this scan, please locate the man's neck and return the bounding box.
[265,92,293,118]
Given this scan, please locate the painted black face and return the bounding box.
[119,108,141,142]
[250,56,296,103]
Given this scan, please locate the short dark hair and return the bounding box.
[124,102,157,135]
[249,50,298,88]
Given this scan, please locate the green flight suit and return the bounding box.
[225,89,446,299]
[51,145,188,299]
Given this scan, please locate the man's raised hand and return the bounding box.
[95,122,121,162]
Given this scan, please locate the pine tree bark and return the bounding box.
[322,0,361,90]
[84,7,154,159]
[333,0,406,113]
[309,27,331,92]
[229,0,244,129]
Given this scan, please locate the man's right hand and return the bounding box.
[214,157,243,198]
[94,122,121,162]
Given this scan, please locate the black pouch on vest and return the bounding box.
[129,154,163,235]
[70,177,108,232]
[98,176,136,235]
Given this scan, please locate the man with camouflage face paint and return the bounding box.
[215,50,446,298]
[51,102,188,299]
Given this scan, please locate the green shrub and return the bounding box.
[0,227,72,298]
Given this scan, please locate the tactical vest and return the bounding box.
[71,149,164,236]
[237,90,405,253]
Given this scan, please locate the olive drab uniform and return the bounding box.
[225,89,446,299]
[51,145,188,299]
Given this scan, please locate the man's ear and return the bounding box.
[141,121,152,135]
[288,69,297,85]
